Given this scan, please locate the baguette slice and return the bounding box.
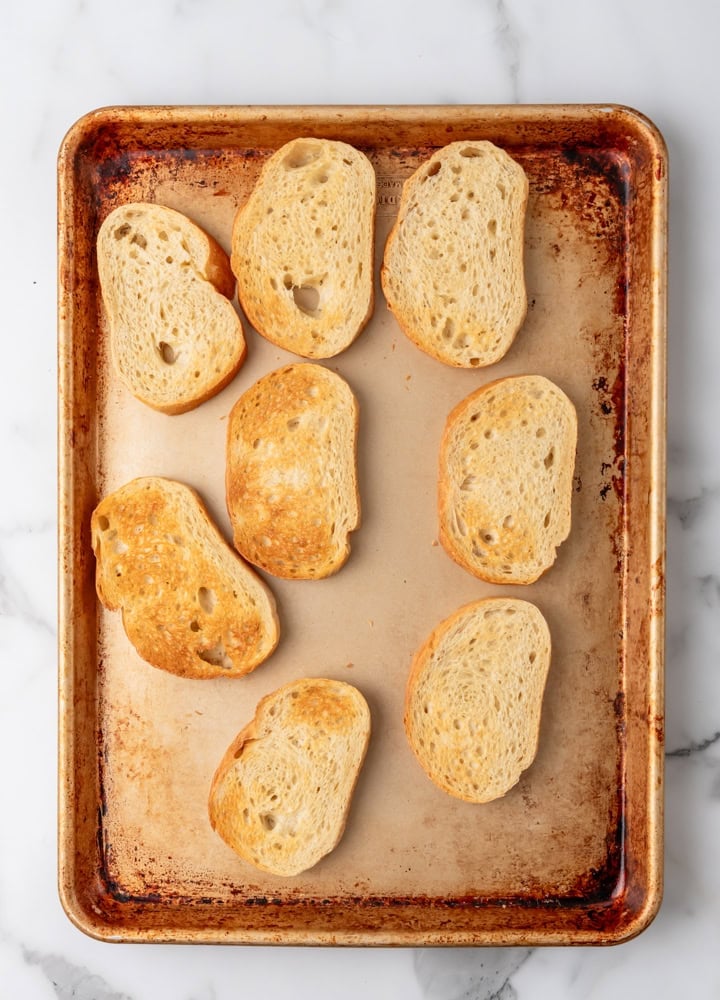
[439,375,577,584]
[231,138,376,358]
[226,363,359,579]
[404,598,551,803]
[381,141,528,367]
[97,203,246,414]
[91,477,279,678]
[209,678,371,876]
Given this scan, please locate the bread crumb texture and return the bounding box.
[404,598,551,803]
[208,678,371,876]
[382,141,528,367]
[91,477,279,678]
[439,375,577,584]
[97,202,246,414]
[231,138,376,358]
[226,363,359,579]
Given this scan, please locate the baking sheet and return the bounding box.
[58,105,666,944]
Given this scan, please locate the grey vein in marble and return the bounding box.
[0,547,56,637]
[491,0,521,103]
[23,949,132,1000]
[697,574,720,608]
[667,485,720,529]
[414,947,531,1000]
[667,730,720,758]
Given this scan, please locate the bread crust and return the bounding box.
[97,203,246,414]
[438,374,577,584]
[226,363,360,579]
[208,678,371,876]
[381,141,528,367]
[231,138,376,359]
[404,598,551,803]
[91,477,279,678]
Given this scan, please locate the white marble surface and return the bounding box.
[1,0,719,996]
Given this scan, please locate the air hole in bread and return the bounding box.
[287,418,300,431]
[441,317,454,341]
[503,514,514,529]
[292,284,320,315]
[165,256,174,264]
[497,182,507,199]
[97,515,110,532]
[426,161,441,179]
[489,248,496,261]
[544,448,555,469]
[158,341,176,364]
[460,147,481,158]
[543,512,551,528]
[283,142,321,169]
[190,620,200,632]
[113,223,131,240]
[460,209,469,221]
[198,640,233,670]
[529,651,537,663]
[454,513,468,537]
[197,587,217,614]
[460,475,477,491]
[260,813,277,831]
[481,530,497,545]
[469,357,480,366]
[450,192,460,203]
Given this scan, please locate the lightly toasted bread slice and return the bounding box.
[439,375,577,584]
[208,678,371,876]
[91,477,279,678]
[226,363,360,580]
[381,141,528,367]
[231,138,376,358]
[404,598,551,803]
[97,203,246,414]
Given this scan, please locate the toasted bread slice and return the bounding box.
[404,598,551,803]
[439,375,577,584]
[381,141,528,367]
[209,678,371,876]
[97,203,246,414]
[230,138,376,358]
[91,477,279,678]
[226,363,360,580]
